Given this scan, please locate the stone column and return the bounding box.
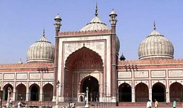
[85,87,89,108]
[53,14,61,102]
[12,88,16,101]
[132,88,135,102]
[6,87,11,107]
[149,89,152,101]
[166,89,170,103]
[26,87,29,101]
[39,88,43,101]
[109,9,118,102]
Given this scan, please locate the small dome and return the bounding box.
[54,13,62,22]
[110,9,117,15]
[80,5,110,31]
[26,30,54,63]
[138,22,174,60]
[120,53,126,61]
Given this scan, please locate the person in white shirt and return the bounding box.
[146,99,152,108]
[9,99,13,107]
[18,101,22,108]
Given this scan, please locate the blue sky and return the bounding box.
[0,0,183,64]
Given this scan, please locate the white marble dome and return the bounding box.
[80,6,110,31]
[80,6,120,53]
[138,23,174,60]
[26,30,54,63]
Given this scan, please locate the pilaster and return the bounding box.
[26,86,29,101]
[166,89,170,103]
[149,89,152,101]
[12,88,16,101]
[39,88,43,101]
[132,88,135,102]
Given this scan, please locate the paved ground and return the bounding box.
[89,106,183,108]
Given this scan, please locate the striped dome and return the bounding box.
[80,5,110,31]
[26,30,54,63]
[138,23,174,60]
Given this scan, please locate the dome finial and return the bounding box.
[43,28,45,37]
[95,3,98,16]
[153,20,156,30]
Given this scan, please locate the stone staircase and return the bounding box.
[119,102,183,107]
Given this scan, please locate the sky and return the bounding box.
[0,0,183,64]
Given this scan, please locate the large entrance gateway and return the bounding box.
[81,76,99,101]
[119,83,131,102]
[64,47,103,101]
[152,83,165,102]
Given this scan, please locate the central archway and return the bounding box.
[81,76,99,102]
[64,47,103,101]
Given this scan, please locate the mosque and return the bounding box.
[0,5,183,105]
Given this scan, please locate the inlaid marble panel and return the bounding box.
[169,70,183,77]
[135,70,148,78]
[30,73,40,79]
[4,73,14,79]
[118,72,131,78]
[151,71,165,77]
[43,73,54,79]
[17,74,27,79]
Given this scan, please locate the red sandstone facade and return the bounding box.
[0,6,182,107]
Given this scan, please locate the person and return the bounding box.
[173,99,176,108]
[9,99,13,107]
[154,99,158,108]
[84,95,87,105]
[18,101,22,108]
[146,99,152,108]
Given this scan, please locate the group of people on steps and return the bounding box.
[146,99,177,108]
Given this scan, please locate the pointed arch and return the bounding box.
[135,82,148,102]
[16,84,26,101]
[63,46,103,101]
[118,83,132,102]
[170,82,183,102]
[3,84,13,100]
[152,82,166,102]
[43,83,53,101]
[80,76,99,101]
[29,84,40,101]
[65,46,103,70]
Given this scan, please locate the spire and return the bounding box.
[95,3,98,16]
[153,20,156,30]
[43,29,45,37]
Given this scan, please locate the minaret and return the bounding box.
[53,13,62,102]
[109,9,117,34]
[54,14,62,36]
[109,9,118,104]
